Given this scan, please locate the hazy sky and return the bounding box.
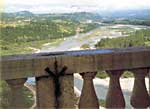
[3,0,150,13]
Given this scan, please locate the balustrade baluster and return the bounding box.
[79,72,99,109]
[149,68,150,95]
[106,70,125,108]
[6,78,27,108]
[130,68,150,108]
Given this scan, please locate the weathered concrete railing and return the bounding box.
[1,47,150,109]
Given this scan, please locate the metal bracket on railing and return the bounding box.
[45,60,67,108]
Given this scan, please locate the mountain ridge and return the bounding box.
[2,9,150,19]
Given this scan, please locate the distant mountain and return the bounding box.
[15,11,34,16]
[34,12,102,21]
[1,9,150,22]
[1,11,34,17]
[60,12,101,21]
[99,9,150,19]
[1,11,101,22]
[1,11,34,21]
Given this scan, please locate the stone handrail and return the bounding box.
[0,47,150,108]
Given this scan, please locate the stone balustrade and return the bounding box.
[0,47,150,109]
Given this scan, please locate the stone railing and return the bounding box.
[1,47,150,109]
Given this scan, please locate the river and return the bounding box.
[40,24,149,52]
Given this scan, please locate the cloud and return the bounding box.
[4,0,150,13]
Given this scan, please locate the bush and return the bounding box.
[80,44,90,49]
[122,71,134,78]
[96,71,134,79]
[96,71,108,79]
[99,99,105,107]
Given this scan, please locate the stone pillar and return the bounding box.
[79,72,99,109]
[6,78,27,108]
[105,70,125,108]
[130,68,150,108]
[36,74,75,109]
[36,76,56,109]
[59,74,75,108]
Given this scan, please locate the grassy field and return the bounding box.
[0,38,64,55]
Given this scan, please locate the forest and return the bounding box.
[102,19,150,26]
[95,28,150,48]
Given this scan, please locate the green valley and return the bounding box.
[0,12,100,55]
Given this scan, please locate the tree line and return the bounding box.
[95,28,150,48]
